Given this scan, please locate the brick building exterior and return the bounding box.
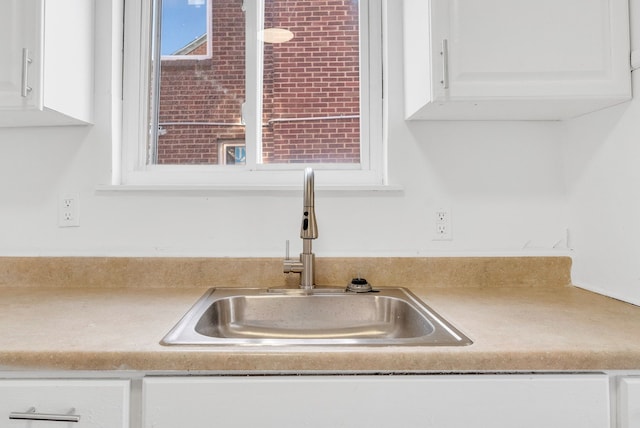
[156,0,361,165]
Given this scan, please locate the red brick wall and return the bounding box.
[156,0,360,165]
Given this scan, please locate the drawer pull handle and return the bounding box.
[9,407,80,423]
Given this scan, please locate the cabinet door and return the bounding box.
[0,0,93,126]
[404,0,631,119]
[143,374,610,428]
[620,377,640,428]
[0,379,130,428]
[444,0,628,98]
[0,0,42,111]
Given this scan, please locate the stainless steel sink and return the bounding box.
[161,288,472,346]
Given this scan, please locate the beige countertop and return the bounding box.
[1,284,639,373]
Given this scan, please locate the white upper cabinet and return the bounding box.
[0,0,94,127]
[403,0,632,120]
[0,0,40,112]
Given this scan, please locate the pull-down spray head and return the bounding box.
[301,167,318,240]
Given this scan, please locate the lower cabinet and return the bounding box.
[0,379,130,428]
[0,374,626,427]
[142,374,610,428]
[620,377,640,428]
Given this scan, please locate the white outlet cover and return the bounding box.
[58,193,80,227]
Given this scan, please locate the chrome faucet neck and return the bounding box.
[283,168,318,289]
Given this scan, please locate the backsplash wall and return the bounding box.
[0,256,572,289]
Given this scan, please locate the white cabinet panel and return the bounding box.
[0,0,41,111]
[143,374,610,428]
[0,379,130,428]
[621,377,640,428]
[0,0,94,126]
[403,0,631,120]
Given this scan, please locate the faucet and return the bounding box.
[283,167,318,289]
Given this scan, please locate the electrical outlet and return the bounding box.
[435,210,448,223]
[433,208,452,240]
[58,194,79,227]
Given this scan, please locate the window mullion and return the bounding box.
[243,0,264,170]
[149,0,164,165]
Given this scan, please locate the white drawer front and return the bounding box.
[0,379,129,428]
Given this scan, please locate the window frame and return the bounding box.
[120,0,384,187]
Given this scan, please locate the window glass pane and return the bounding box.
[155,0,245,165]
[152,0,362,167]
[262,0,361,164]
[161,0,208,56]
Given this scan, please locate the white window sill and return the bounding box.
[95,183,404,195]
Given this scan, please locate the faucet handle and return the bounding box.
[283,240,303,274]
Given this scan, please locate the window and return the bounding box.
[121,0,383,186]
[219,141,247,165]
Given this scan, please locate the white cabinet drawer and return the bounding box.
[144,374,609,428]
[0,379,130,428]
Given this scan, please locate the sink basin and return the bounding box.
[161,288,472,346]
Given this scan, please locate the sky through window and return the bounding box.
[161,0,208,55]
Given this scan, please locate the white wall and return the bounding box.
[564,0,640,306]
[0,1,569,258]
